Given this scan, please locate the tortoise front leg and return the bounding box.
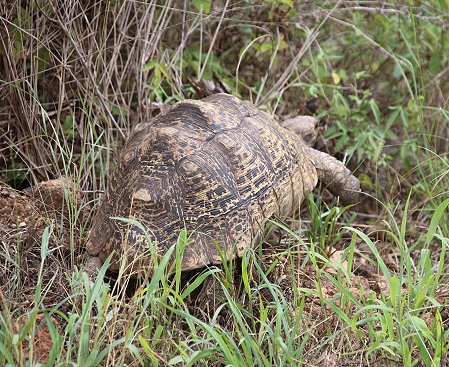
[192,266,233,319]
[83,255,103,281]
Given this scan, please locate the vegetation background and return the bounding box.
[0,0,448,366]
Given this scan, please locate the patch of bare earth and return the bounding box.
[0,180,80,311]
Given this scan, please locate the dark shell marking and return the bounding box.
[87,94,321,273]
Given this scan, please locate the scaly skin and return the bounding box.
[305,147,360,205]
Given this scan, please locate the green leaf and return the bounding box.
[424,198,449,246]
[142,60,158,72]
[175,228,188,294]
[180,267,221,299]
[331,72,341,84]
[369,99,381,124]
[138,335,158,365]
[62,115,77,139]
[192,0,211,14]
[429,52,443,73]
[169,355,185,365]
[0,342,15,365]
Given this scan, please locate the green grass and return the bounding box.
[1,0,449,366]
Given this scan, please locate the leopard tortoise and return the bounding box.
[86,94,360,274]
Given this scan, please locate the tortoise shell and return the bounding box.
[87,94,319,273]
